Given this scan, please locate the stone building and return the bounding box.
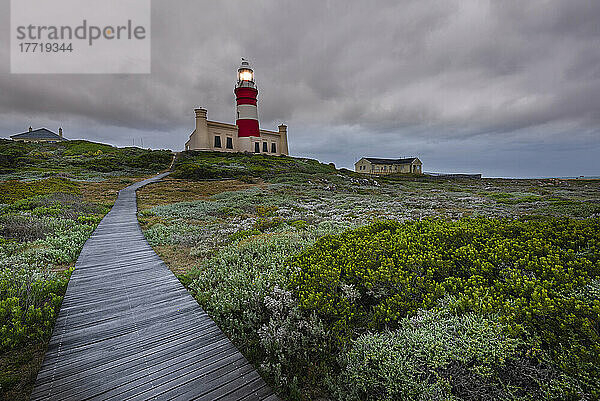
[185,108,288,155]
[10,127,66,143]
[185,59,288,155]
[355,157,423,175]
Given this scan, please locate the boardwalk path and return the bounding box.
[31,174,277,401]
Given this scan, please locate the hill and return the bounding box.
[0,139,172,179]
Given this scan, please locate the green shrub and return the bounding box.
[290,218,600,396]
[173,151,337,182]
[171,163,239,180]
[289,220,308,230]
[0,178,80,204]
[330,305,569,401]
[0,215,51,242]
[186,224,350,398]
[0,190,104,352]
[256,205,278,217]
[0,216,95,351]
[77,214,103,225]
[253,217,284,232]
[0,263,71,349]
[143,222,210,247]
[229,229,262,242]
[0,138,171,177]
[62,140,116,156]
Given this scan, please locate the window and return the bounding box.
[271,142,276,153]
[214,136,221,148]
[263,142,268,152]
[226,137,233,149]
[254,142,260,153]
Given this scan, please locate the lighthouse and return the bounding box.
[235,58,260,139]
[185,58,288,155]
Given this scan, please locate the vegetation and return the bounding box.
[0,177,80,204]
[0,138,172,179]
[291,218,600,399]
[172,150,336,181]
[138,151,600,400]
[0,187,99,398]
[0,138,171,400]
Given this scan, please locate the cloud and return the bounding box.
[0,0,599,177]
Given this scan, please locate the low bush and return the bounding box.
[253,217,284,232]
[143,222,210,247]
[331,305,569,401]
[228,229,261,242]
[0,138,172,177]
[0,216,94,351]
[0,215,51,242]
[0,263,70,349]
[171,162,242,180]
[290,218,600,397]
[173,151,337,182]
[0,178,80,204]
[62,140,117,156]
[186,223,350,398]
[0,181,112,353]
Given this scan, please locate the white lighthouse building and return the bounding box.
[185,59,289,155]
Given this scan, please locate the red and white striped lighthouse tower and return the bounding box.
[235,58,260,140]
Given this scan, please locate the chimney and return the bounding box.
[29,126,32,132]
[192,108,209,149]
[278,124,288,155]
[194,108,207,120]
[59,127,63,138]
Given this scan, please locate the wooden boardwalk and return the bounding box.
[31,174,278,401]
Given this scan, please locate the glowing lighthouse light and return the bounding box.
[239,69,253,82]
[235,58,260,138]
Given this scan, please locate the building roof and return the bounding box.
[361,157,419,165]
[10,128,65,141]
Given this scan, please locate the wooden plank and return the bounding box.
[31,173,278,401]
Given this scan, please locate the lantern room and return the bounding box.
[236,58,256,88]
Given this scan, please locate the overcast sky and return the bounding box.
[1,0,599,177]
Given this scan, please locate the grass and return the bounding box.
[153,245,196,275]
[136,177,261,210]
[81,175,153,206]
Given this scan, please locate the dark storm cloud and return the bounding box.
[0,0,599,176]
